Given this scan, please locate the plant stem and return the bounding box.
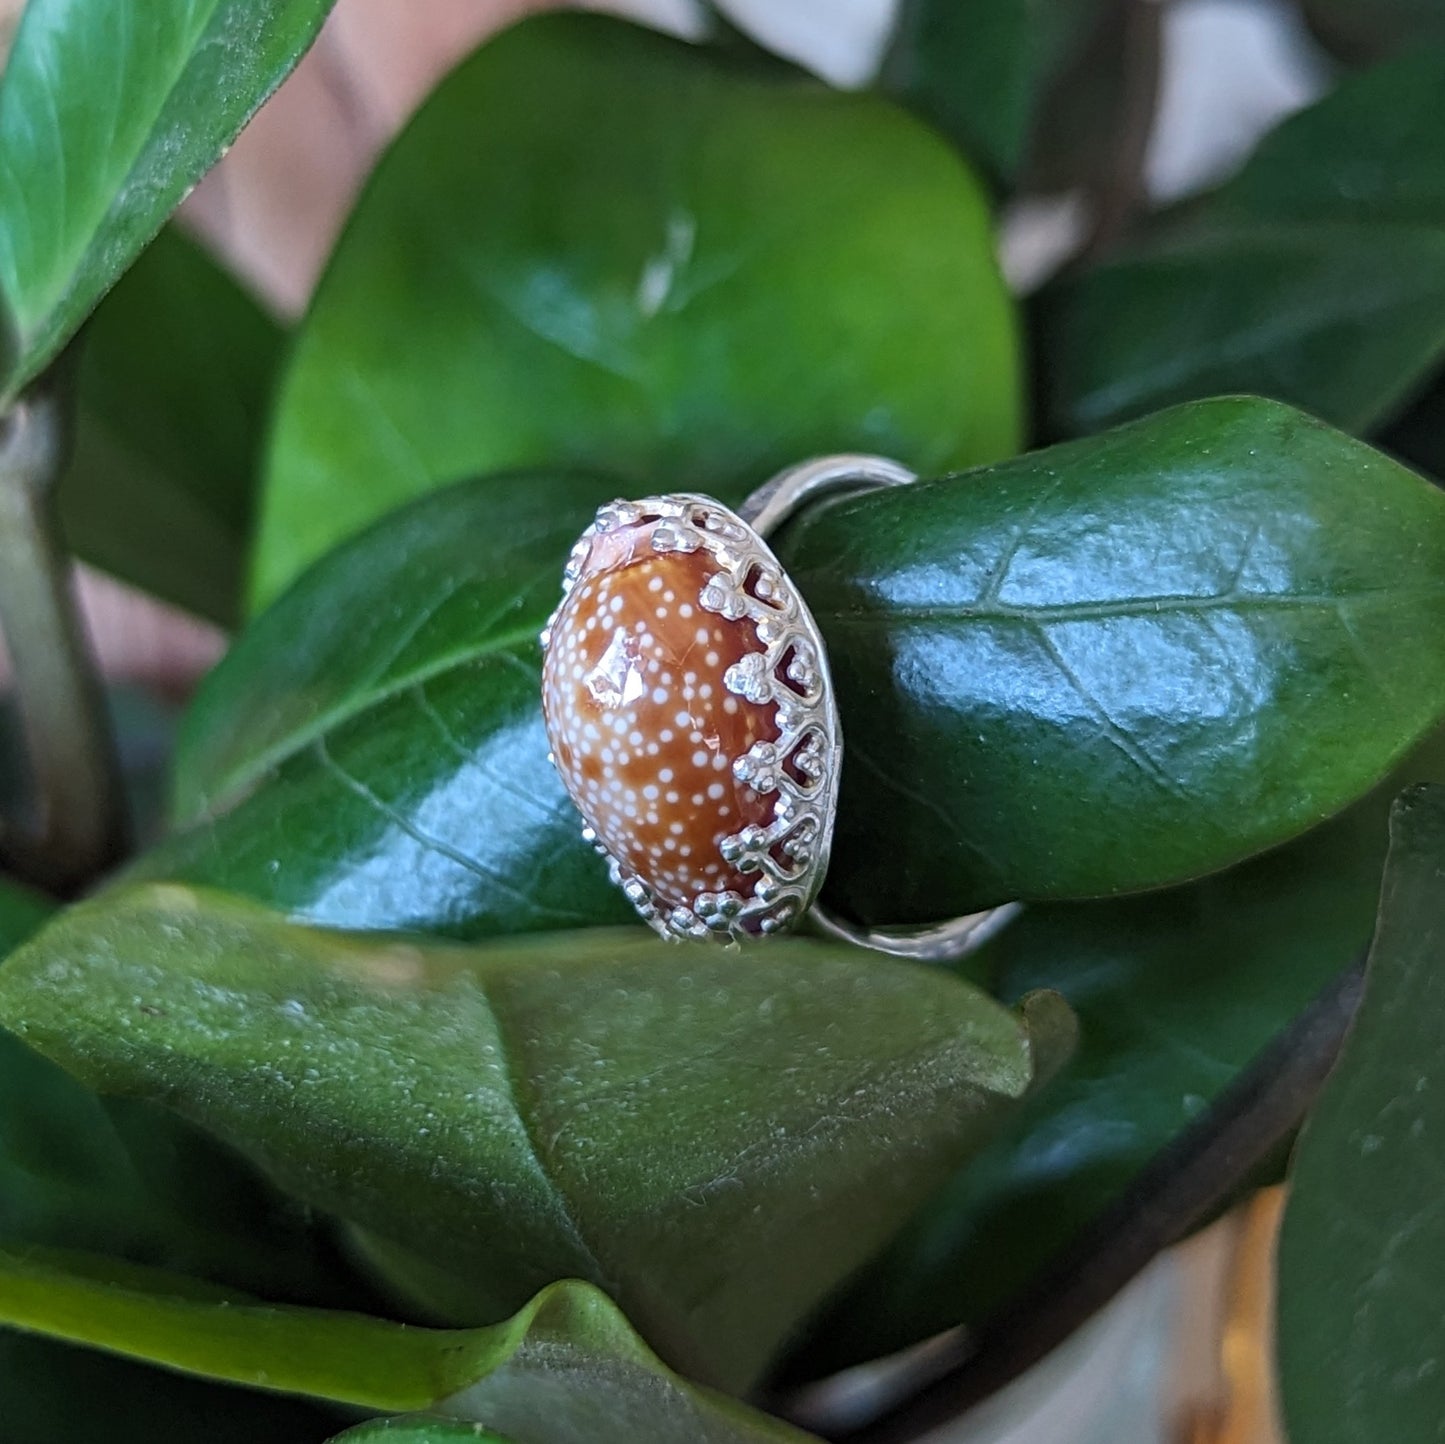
[0,388,127,891]
[1083,0,1164,260]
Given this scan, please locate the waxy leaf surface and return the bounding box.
[796,729,1445,1373]
[252,12,1018,606]
[0,0,333,397]
[164,469,632,940]
[1277,785,1445,1442]
[780,397,1445,918]
[167,400,1445,936]
[0,886,1068,1392]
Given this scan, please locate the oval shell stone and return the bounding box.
[543,521,779,917]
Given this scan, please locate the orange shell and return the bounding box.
[542,519,780,922]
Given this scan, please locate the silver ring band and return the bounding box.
[740,452,918,536]
[745,456,1019,964]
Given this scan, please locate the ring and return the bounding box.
[540,455,1018,959]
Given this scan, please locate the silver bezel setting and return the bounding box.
[542,493,841,944]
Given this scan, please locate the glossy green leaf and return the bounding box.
[780,396,1445,918]
[0,1254,818,1444]
[1277,784,1445,1442]
[1303,0,1445,63]
[0,0,334,398]
[165,399,1445,936]
[793,728,1445,1374]
[162,469,633,940]
[251,12,1019,609]
[1036,46,1445,438]
[60,228,283,626]
[0,885,1068,1393]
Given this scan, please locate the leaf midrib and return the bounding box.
[817,582,1445,629]
[0,0,226,350]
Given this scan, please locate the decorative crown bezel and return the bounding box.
[542,492,841,943]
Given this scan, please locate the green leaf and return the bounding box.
[1036,224,1445,439]
[0,884,357,1440]
[0,1253,818,1444]
[162,399,1445,936]
[0,0,334,399]
[59,228,283,626]
[1277,783,1445,1442]
[881,0,1095,183]
[0,1019,359,1306]
[333,1423,514,1444]
[794,728,1445,1374]
[779,395,1445,918]
[0,810,374,1328]
[1201,45,1445,229]
[161,468,634,940]
[0,875,51,956]
[0,884,1069,1392]
[250,11,1019,609]
[1036,46,1445,438]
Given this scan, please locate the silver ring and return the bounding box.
[540,456,1018,962]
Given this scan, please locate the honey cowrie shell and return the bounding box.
[542,493,839,942]
[541,457,1019,956]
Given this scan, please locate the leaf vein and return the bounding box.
[819,584,1445,629]
[1031,625,1187,799]
[310,734,587,925]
